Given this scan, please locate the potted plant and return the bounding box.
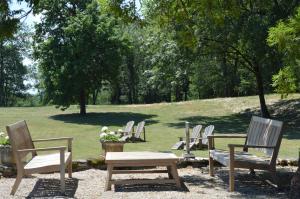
[99,126,125,156]
[0,131,14,165]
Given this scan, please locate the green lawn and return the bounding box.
[0,94,299,160]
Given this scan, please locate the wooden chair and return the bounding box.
[119,121,135,141]
[171,125,202,150]
[131,121,146,142]
[6,120,73,195]
[198,125,214,149]
[208,116,284,192]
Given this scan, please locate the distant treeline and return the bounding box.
[0,0,299,117]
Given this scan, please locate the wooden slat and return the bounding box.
[110,179,177,185]
[112,169,168,174]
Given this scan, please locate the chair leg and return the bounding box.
[209,156,214,176]
[10,174,23,195]
[60,163,65,193]
[68,158,72,178]
[229,146,235,192]
[229,165,235,192]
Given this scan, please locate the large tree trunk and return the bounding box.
[80,88,86,115]
[0,41,4,106]
[254,64,270,118]
[290,158,300,199]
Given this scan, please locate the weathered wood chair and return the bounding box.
[208,116,283,192]
[6,120,73,195]
[131,121,146,142]
[198,125,214,149]
[172,125,202,150]
[119,121,135,141]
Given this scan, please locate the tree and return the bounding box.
[268,6,300,90]
[272,66,297,99]
[0,27,29,106]
[140,0,300,118]
[34,0,124,114]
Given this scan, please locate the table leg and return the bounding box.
[170,163,181,188]
[167,166,173,179]
[105,165,113,191]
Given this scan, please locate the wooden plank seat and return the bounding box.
[6,120,73,195]
[105,152,181,191]
[210,149,270,169]
[208,116,284,192]
[24,152,71,172]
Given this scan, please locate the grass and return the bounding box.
[0,94,299,160]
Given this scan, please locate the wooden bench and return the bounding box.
[105,152,181,191]
[208,116,284,192]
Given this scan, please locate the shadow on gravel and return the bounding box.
[115,181,189,192]
[26,178,79,198]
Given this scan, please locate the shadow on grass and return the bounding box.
[50,112,158,126]
[167,98,300,139]
[166,114,251,134]
[242,99,300,140]
[26,178,78,198]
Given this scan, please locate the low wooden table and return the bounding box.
[105,152,181,191]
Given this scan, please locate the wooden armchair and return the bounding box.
[172,125,202,150]
[119,121,135,141]
[6,120,73,195]
[208,116,283,192]
[132,121,146,142]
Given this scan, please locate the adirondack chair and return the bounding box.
[208,116,284,192]
[198,125,214,149]
[119,121,135,141]
[171,125,202,150]
[131,121,146,142]
[6,120,73,195]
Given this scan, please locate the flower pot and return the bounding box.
[100,141,125,157]
[0,145,15,165]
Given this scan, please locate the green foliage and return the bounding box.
[0,132,10,146]
[34,0,125,114]
[272,66,297,99]
[0,27,29,106]
[99,134,120,142]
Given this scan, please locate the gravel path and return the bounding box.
[0,167,290,199]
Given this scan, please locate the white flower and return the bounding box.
[0,132,5,137]
[101,126,108,132]
[109,131,115,135]
[118,129,123,133]
[99,132,107,138]
[5,136,9,140]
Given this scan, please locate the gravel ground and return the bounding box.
[0,167,291,199]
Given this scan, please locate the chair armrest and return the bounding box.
[208,134,247,139]
[17,146,66,153]
[208,134,247,150]
[228,144,275,149]
[32,137,73,142]
[33,137,73,152]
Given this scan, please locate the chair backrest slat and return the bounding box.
[6,121,36,163]
[201,125,214,145]
[124,121,135,135]
[191,125,202,139]
[134,121,145,138]
[245,116,283,157]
